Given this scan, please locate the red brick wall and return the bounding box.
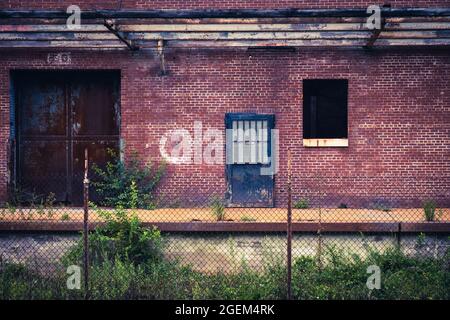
[1,0,449,9]
[0,47,449,207]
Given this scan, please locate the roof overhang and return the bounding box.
[0,7,449,50]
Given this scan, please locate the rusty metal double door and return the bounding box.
[14,71,120,205]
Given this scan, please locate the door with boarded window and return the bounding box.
[225,113,275,207]
[13,71,120,205]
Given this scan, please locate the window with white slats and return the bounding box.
[231,120,269,164]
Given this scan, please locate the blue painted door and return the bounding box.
[225,113,275,207]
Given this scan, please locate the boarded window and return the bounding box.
[231,120,269,164]
[303,79,348,139]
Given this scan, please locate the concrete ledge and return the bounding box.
[0,220,449,233]
[303,138,349,147]
[401,222,450,233]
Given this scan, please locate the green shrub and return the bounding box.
[423,200,437,221]
[92,149,165,209]
[63,206,163,267]
[210,196,225,221]
[293,198,309,209]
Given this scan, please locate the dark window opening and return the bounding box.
[303,79,348,139]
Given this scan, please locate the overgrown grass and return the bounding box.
[1,206,448,300]
[2,246,448,300]
[292,246,449,300]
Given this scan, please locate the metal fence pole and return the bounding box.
[287,149,292,300]
[83,148,90,300]
[317,208,323,271]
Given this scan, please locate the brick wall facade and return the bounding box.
[1,48,449,207]
[0,1,449,208]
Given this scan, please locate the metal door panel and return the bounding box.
[225,113,275,207]
[18,78,66,136]
[71,74,120,136]
[18,140,68,201]
[230,164,273,206]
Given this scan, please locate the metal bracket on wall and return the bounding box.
[364,18,386,49]
[103,19,139,51]
[157,39,167,76]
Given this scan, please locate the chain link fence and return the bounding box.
[0,155,449,300]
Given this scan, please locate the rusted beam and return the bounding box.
[2,38,448,49]
[1,22,449,33]
[1,8,450,19]
[103,19,139,51]
[0,40,126,48]
[156,38,450,48]
[1,220,449,233]
[2,31,448,42]
[0,31,375,41]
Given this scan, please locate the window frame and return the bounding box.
[302,79,349,148]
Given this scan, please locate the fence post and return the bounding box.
[317,208,323,271]
[287,149,292,300]
[83,148,90,300]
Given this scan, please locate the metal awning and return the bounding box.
[0,7,449,50]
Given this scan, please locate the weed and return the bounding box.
[210,196,225,221]
[293,198,309,209]
[240,215,256,222]
[423,200,437,221]
[6,202,16,215]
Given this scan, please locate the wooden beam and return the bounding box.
[2,31,449,43]
[127,31,375,41]
[1,22,449,33]
[1,8,450,20]
[1,37,449,49]
[3,30,450,41]
[0,40,126,48]
[155,39,370,48]
[3,16,450,26]
[375,38,450,45]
